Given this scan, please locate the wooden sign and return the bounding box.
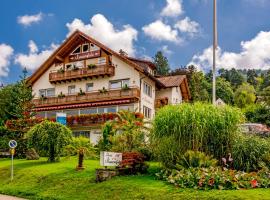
[100,151,122,167]
[69,50,100,61]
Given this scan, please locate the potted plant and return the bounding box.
[58,92,65,98]
[72,65,79,71]
[121,84,130,91]
[87,64,97,70]
[78,88,86,96]
[99,87,108,94]
[57,67,65,73]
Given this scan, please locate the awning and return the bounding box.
[33,99,133,111]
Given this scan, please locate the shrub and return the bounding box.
[244,104,270,127]
[232,134,270,172]
[151,103,244,168]
[27,120,72,162]
[64,136,96,159]
[176,151,217,169]
[156,167,270,190]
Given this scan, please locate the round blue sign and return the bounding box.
[9,140,17,148]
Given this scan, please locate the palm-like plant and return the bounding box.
[108,111,150,152]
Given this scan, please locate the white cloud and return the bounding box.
[142,20,180,42]
[15,41,58,71]
[161,0,183,17]
[29,40,38,53]
[188,31,270,71]
[174,17,200,37]
[0,44,14,77]
[66,14,138,56]
[17,12,43,27]
[162,45,173,55]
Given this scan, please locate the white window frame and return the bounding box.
[86,83,94,92]
[68,85,76,94]
[82,44,89,53]
[71,45,81,55]
[143,82,152,97]
[143,106,152,119]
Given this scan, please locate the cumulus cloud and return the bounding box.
[0,44,14,77]
[188,31,270,71]
[174,17,200,37]
[66,14,138,56]
[142,20,180,42]
[161,0,183,17]
[15,41,58,71]
[17,12,43,27]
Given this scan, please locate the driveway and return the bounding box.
[0,194,26,200]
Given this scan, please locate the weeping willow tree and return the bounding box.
[151,103,244,168]
[27,121,72,162]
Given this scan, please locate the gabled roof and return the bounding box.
[157,75,185,87]
[27,30,160,85]
[127,57,156,70]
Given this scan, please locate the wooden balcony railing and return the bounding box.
[155,97,169,109]
[49,64,115,83]
[33,87,140,108]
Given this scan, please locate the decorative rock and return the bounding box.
[95,168,118,182]
[25,148,39,160]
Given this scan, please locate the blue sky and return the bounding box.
[1,0,270,84]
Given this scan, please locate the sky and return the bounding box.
[1,0,270,84]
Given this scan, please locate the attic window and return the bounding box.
[72,46,81,54]
[82,44,89,52]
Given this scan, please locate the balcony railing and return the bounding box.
[33,87,140,108]
[49,64,115,83]
[155,97,169,109]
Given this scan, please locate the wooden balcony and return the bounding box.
[49,64,115,83]
[155,97,169,109]
[33,87,140,108]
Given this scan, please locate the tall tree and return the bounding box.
[234,83,256,108]
[247,69,258,87]
[216,78,234,104]
[219,68,245,89]
[153,51,170,75]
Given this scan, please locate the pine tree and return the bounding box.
[153,51,170,75]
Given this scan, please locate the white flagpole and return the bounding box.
[213,0,217,105]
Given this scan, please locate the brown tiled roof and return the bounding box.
[157,75,186,87]
[127,57,156,70]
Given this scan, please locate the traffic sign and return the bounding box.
[9,140,17,149]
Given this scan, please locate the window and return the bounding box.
[119,105,134,111]
[47,88,55,97]
[72,46,81,54]
[90,43,100,51]
[65,109,79,117]
[80,108,97,115]
[97,107,105,113]
[107,106,117,113]
[86,83,93,92]
[97,57,106,65]
[143,106,152,119]
[82,44,89,52]
[110,80,121,89]
[73,131,90,138]
[39,88,55,97]
[143,82,152,97]
[68,85,76,94]
[109,79,130,89]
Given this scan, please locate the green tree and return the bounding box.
[247,69,258,87]
[234,83,256,108]
[219,68,245,89]
[216,78,234,104]
[190,70,210,102]
[109,111,149,152]
[260,86,270,106]
[27,121,72,162]
[153,51,170,75]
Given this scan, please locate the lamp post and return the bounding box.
[213,0,218,105]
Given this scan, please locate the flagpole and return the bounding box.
[213,0,217,105]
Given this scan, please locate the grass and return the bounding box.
[0,158,270,200]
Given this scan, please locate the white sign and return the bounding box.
[100,151,122,167]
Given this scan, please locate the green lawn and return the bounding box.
[0,158,270,200]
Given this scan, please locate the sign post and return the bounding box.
[8,140,17,181]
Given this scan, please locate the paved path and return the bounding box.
[0,194,26,200]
